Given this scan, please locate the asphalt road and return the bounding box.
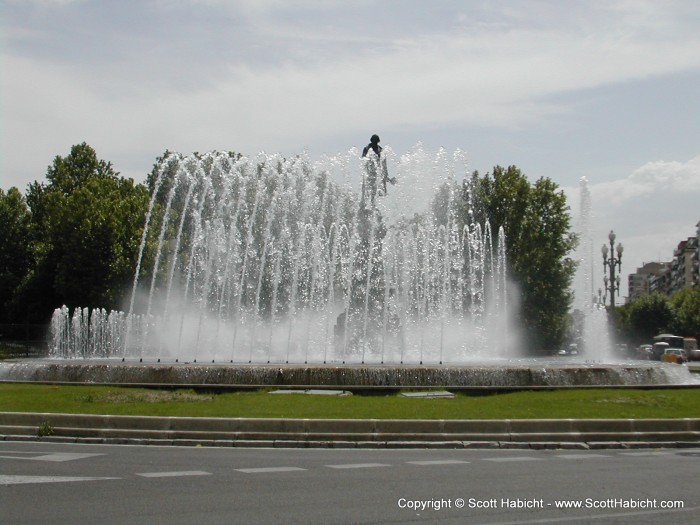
[1,441,699,524]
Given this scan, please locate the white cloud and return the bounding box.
[3,0,700,192]
[566,156,700,298]
[3,0,700,308]
[5,0,82,5]
[588,156,700,205]
[629,157,700,191]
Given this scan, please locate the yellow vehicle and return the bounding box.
[662,348,688,364]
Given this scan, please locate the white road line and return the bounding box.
[136,471,211,478]
[30,453,105,462]
[554,454,611,460]
[0,475,119,485]
[0,452,105,462]
[482,457,542,462]
[618,451,672,457]
[406,460,470,465]
[235,467,307,473]
[324,463,391,469]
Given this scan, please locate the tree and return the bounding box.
[622,293,674,345]
[14,143,150,322]
[463,166,578,351]
[669,288,700,339]
[45,142,118,194]
[0,188,32,322]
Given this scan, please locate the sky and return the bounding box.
[2,0,700,300]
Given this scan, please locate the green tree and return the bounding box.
[464,166,577,351]
[669,288,700,339]
[623,293,674,345]
[45,142,118,194]
[0,188,32,322]
[15,143,150,321]
[614,302,632,343]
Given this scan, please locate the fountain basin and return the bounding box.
[1,359,696,388]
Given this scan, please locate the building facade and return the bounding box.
[628,262,669,302]
[670,237,698,294]
[625,219,699,303]
[696,220,700,287]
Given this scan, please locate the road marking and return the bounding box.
[137,471,211,478]
[0,475,118,485]
[406,460,470,465]
[555,454,611,460]
[618,451,671,457]
[482,456,542,462]
[235,467,307,473]
[325,463,391,469]
[0,452,105,462]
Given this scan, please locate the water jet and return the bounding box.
[49,147,512,366]
[3,147,694,388]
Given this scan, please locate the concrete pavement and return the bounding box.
[2,411,700,449]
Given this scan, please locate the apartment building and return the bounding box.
[628,262,669,301]
[696,220,700,286]
[625,220,699,303]
[670,238,698,293]
[648,263,672,296]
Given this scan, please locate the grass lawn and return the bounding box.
[1,383,700,419]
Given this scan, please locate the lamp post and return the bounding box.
[601,230,623,308]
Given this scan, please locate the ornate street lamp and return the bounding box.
[601,230,623,308]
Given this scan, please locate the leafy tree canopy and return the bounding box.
[669,287,700,339]
[621,292,674,344]
[45,142,118,194]
[0,188,32,321]
[14,143,149,322]
[463,165,578,351]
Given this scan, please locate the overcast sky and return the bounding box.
[2,0,699,299]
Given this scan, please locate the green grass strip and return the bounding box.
[2,384,700,419]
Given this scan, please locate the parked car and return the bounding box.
[684,338,699,361]
[651,342,669,360]
[662,348,687,364]
[615,343,630,357]
[637,344,653,360]
[557,343,579,356]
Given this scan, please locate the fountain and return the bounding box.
[49,146,511,365]
[570,177,614,362]
[1,148,695,387]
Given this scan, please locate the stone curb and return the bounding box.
[2,412,700,449]
[2,434,700,450]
